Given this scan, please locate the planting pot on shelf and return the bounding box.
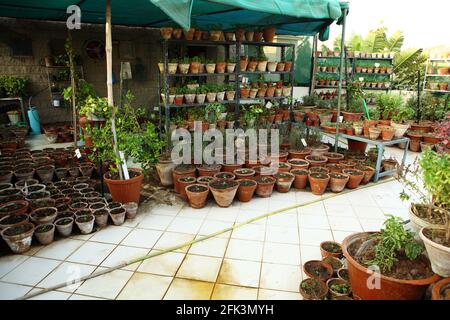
[263,26,276,42]
[274,172,295,193]
[342,232,440,300]
[34,223,55,245]
[303,260,333,282]
[320,241,343,259]
[347,140,367,153]
[299,278,328,300]
[208,179,238,207]
[160,27,173,39]
[381,159,398,172]
[391,121,410,138]
[257,60,268,72]
[104,168,143,204]
[368,127,381,140]
[308,172,330,195]
[185,184,209,209]
[1,223,34,253]
[407,132,423,152]
[206,63,216,74]
[342,112,363,122]
[284,61,293,72]
[329,173,349,193]
[381,126,395,141]
[419,227,450,277]
[254,176,276,198]
[342,169,364,189]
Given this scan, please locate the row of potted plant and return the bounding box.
[161,83,236,105]
[427,63,449,75]
[240,82,292,99]
[427,79,449,91]
[317,50,395,59]
[160,26,277,43]
[158,56,237,75]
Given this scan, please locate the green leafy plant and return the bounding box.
[79,96,112,119]
[205,102,225,123]
[368,215,423,272]
[391,105,415,123]
[346,79,365,113]
[0,76,29,98]
[376,93,404,120]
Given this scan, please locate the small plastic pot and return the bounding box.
[1,223,34,253]
[55,217,74,237]
[34,223,55,245]
[123,202,138,219]
[75,215,95,234]
[93,209,109,227]
[109,207,126,226]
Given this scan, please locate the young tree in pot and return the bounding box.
[342,80,365,122]
[342,215,440,300]
[87,92,164,204]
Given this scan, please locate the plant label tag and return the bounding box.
[242,77,248,84]
[301,138,307,147]
[265,101,273,108]
[119,151,130,180]
[75,149,82,159]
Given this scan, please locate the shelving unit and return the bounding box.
[45,65,84,108]
[158,38,295,135]
[423,57,450,93]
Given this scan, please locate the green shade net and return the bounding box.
[0,0,347,40]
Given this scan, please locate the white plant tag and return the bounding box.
[265,101,273,108]
[75,148,82,159]
[242,77,248,84]
[119,151,130,180]
[301,138,307,147]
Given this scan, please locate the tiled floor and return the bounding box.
[0,144,419,300]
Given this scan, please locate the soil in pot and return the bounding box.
[30,198,56,210]
[75,214,95,234]
[109,207,126,226]
[337,268,349,282]
[288,148,312,160]
[308,172,330,195]
[329,172,349,193]
[355,165,375,185]
[290,169,309,190]
[323,152,344,164]
[254,176,276,198]
[287,159,309,170]
[327,278,352,299]
[34,223,55,245]
[0,200,29,217]
[303,260,334,281]
[420,228,450,277]
[1,222,34,253]
[221,163,243,173]
[0,214,29,229]
[233,168,255,180]
[178,176,196,200]
[208,179,239,207]
[79,164,94,177]
[299,278,328,300]
[236,179,257,202]
[305,155,328,168]
[197,164,222,177]
[274,172,295,193]
[30,207,57,225]
[185,184,209,209]
[320,241,343,259]
[93,208,109,227]
[323,256,344,275]
[173,164,197,193]
[197,176,215,186]
[214,172,235,181]
[343,232,439,300]
[343,169,364,189]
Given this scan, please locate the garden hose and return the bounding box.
[17,177,395,300]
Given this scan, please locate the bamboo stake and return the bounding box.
[106,0,123,180]
[67,31,77,146]
[17,177,395,300]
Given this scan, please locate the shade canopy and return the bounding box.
[0,0,348,40]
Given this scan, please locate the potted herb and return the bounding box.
[327,278,352,299]
[216,55,226,73]
[226,57,236,73]
[196,85,207,104]
[205,59,216,74]
[299,278,328,300]
[342,215,439,300]
[190,56,201,74]
[168,58,178,74]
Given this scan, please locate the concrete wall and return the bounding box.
[0,18,161,124]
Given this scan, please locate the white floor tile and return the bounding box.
[0,282,32,300]
[212,284,258,300]
[167,217,204,234]
[358,218,385,232]
[188,236,229,258]
[154,231,195,253]
[138,214,174,230]
[117,272,172,300]
[37,261,96,292]
[152,204,183,216]
[207,208,239,222]
[298,202,327,216]
[353,205,386,219]
[198,220,234,236]
[75,267,133,299]
[0,254,29,278]
[89,226,132,244]
[259,263,302,292]
[2,257,60,286]
[298,214,330,230]
[325,203,357,217]
[300,245,322,262]
[225,239,263,262]
[177,206,211,219]
[28,288,71,300]
[328,216,363,232]
[69,294,106,300]
[263,242,301,265]
[258,288,302,300]
[236,209,267,225]
[176,254,222,282]
[265,226,299,244]
[164,278,214,300]
[332,230,355,243]
[120,228,162,249]
[299,228,333,246]
[217,259,261,288]
[100,246,149,271]
[35,239,84,261]
[267,212,297,227]
[138,250,185,276]
[67,242,115,266]
[231,223,265,241]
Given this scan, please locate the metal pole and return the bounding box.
[334,8,348,152]
[417,70,421,121]
[310,35,318,95]
[106,0,123,180]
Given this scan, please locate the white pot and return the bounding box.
[7,111,20,125]
[420,227,450,277]
[168,63,178,74]
[391,122,410,138]
[178,63,190,74]
[267,62,277,72]
[206,92,217,102]
[184,94,196,104]
[257,61,268,72]
[169,95,175,104]
[158,63,164,74]
[206,64,216,74]
[226,63,236,73]
[216,91,225,102]
[282,87,292,96]
[196,94,206,104]
[187,84,199,91]
[409,204,446,237]
[226,91,235,101]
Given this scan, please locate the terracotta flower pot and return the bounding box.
[235,28,246,41]
[222,163,242,173]
[236,179,257,202]
[342,232,440,300]
[104,168,143,204]
[30,207,57,225]
[197,164,222,177]
[239,59,248,72]
[172,164,196,193]
[323,152,344,164]
[343,169,364,189]
[240,88,250,99]
[287,159,309,170]
[274,172,295,193]
[233,168,255,180]
[216,62,226,73]
[178,176,196,200]
[185,184,209,209]
[263,26,276,42]
[290,169,309,190]
[329,173,349,193]
[0,200,29,217]
[254,176,276,197]
[368,127,381,140]
[299,278,328,300]
[308,172,330,195]
[284,61,293,72]
[288,148,312,160]
[305,155,328,168]
[320,241,343,259]
[342,112,363,122]
[160,27,173,40]
[355,165,375,185]
[156,157,176,186]
[183,28,195,40]
[327,278,352,299]
[303,260,334,282]
[208,179,239,207]
[431,277,450,300]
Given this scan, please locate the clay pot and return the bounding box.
[239,58,248,72]
[299,278,328,300]
[381,159,397,172]
[272,172,294,193]
[30,207,57,225]
[356,166,375,185]
[320,241,343,259]
[34,223,55,245]
[431,278,450,300]
[208,180,239,207]
[173,164,197,193]
[254,176,276,197]
[55,168,68,180]
[235,28,245,41]
[343,232,440,300]
[0,214,29,230]
[214,172,235,181]
[109,207,126,226]
[339,160,357,170]
[183,28,195,40]
[160,27,173,40]
[14,167,35,181]
[284,61,293,72]
[308,172,330,195]
[263,26,276,42]
[342,112,363,122]
[329,173,349,193]
[197,164,222,177]
[310,144,330,157]
[420,228,450,277]
[368,127,381,140]
[221,163,242,173]
[327,278,352,299]
[172,28,183,39]
[156,157,176,186]
[343,169,364,189]
[236,179,257,202]
[305,155,328,168]
[224,32,234,41]
[197,176,215,186]
[104,168,143,204]
[233,168,255,180]
[303,260,334,282]
[1,223,34,253]
[0,170,13,184]
[323,152,344,164]
[290,169,309,190]
[288,148,312,160]
[69,166,80,177]
[381,126,395,141]
[178,176,196,200]
[0,200,29,217]
[79,164,94,177]
[287,159,309,171]
[75,214,95,234]
[185,184,209,209]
